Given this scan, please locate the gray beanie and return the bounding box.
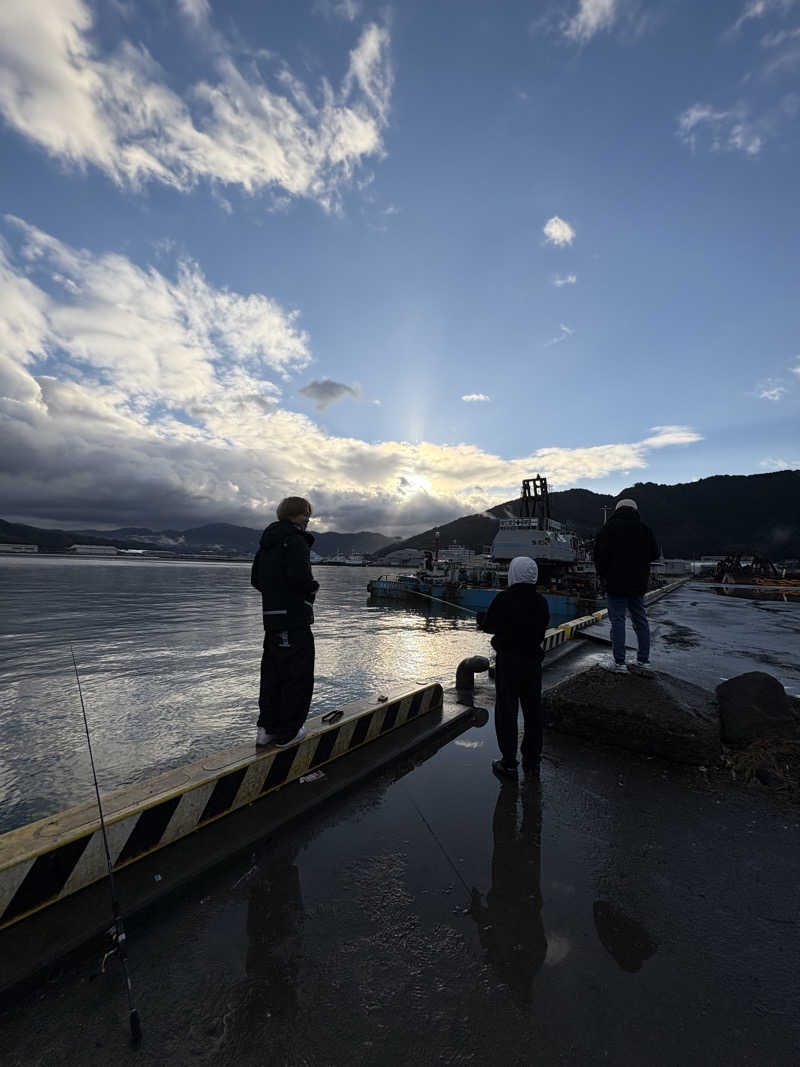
[615,498,638,511]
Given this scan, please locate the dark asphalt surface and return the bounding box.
[2,582,799,1066]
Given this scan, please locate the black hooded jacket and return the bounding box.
[251,520,319,631]
[479,584,550,660]
[593,508,659,596]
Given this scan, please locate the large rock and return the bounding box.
[716,672,800,748]
[543,666,720,765]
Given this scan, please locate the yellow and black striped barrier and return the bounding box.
[0,682,443,930]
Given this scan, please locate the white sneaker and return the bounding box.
[256,727,273,746]
[628,661,655,678]
[601,658,627,673]
[272,726,307,748]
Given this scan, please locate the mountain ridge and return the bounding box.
[374,471,800,559]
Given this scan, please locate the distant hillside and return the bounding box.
[375,471,800,560]
[0,519,164,553]
[1,518,396,558]
[310,531,396,557]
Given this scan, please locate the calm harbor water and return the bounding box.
[0,557,493,834]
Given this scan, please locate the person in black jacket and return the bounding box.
[478,556,550,779]
[251,496,319,747]
[593,498,659,674]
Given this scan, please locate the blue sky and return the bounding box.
[0,0,798,535]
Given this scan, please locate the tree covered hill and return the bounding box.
[375,471,800,560]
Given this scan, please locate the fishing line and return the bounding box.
[405,588,479,616]
[71,645,142,1047]
[402,784,472,898]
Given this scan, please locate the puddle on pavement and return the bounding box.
[659,619,701,648]
[713,586,800,603]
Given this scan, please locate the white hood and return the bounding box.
[508,556,539,586]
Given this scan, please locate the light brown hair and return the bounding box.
[276,496,312,521]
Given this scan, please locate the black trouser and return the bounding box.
[258,627,315,739]
[494,651,543,766]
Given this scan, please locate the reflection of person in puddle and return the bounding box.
[246,844,304,1024]
[470,780,548,1004]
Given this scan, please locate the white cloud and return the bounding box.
[761,27,800,46]
[0,220,704,534]
[298,378,361,410]
[563,0,619,43]
[685,2,800,155]
[461,393,491,403]
[544,323,574,347]
[730,1,798,35]
[177,0,211,26]
[543,216,576,247]
[553,274,577,286]
[758,379,788,399]
[640,426,704,448]
[760,455,800,469]
[314,0,363,21]
[677,103,764,155]
[0,1,392,211]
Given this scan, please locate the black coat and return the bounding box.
[594,508,659,596]
[479,583,550,660]
[251,521,319,631]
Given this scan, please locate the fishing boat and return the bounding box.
[367,476,608,626]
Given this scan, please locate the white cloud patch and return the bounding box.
[553,274,577,287]
[314,0,363,21]
[761,27,800,46]
[177,0,211,26]
[544,323,574,347]
[683,2,800,155]
[0,220,704,533]
[759,385,787,399]
[461,393,491,403]
[298,378,361,410]
[640,426,704,448]
[543,216,576,247]
[0,0,392,211]
[677,103,765,155]
[730,1,798,35]
[760,455,800,469]
[563,0,619,42]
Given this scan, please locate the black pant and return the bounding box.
[258,627,315,739]
[494,651,543,766]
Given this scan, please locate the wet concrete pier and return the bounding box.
[1,581,798,1065]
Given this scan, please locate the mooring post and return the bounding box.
[455,656,490,690]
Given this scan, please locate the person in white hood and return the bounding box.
[478,556,550,778]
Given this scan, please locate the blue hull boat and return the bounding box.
[366,575,603,628]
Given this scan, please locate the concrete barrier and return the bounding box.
[0,682,443,930]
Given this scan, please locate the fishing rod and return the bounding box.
[71,646,142,1047]
[405,587,479,616]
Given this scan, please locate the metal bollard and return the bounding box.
[455,655,490,690]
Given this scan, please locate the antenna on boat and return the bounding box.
[70,645,142,1047]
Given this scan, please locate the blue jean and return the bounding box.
[606,595,650,665]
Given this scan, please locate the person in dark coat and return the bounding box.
[478,556,550,778]
[593,498,659,674]
[251,496,319,747]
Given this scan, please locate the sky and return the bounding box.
[0,0,798,536]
